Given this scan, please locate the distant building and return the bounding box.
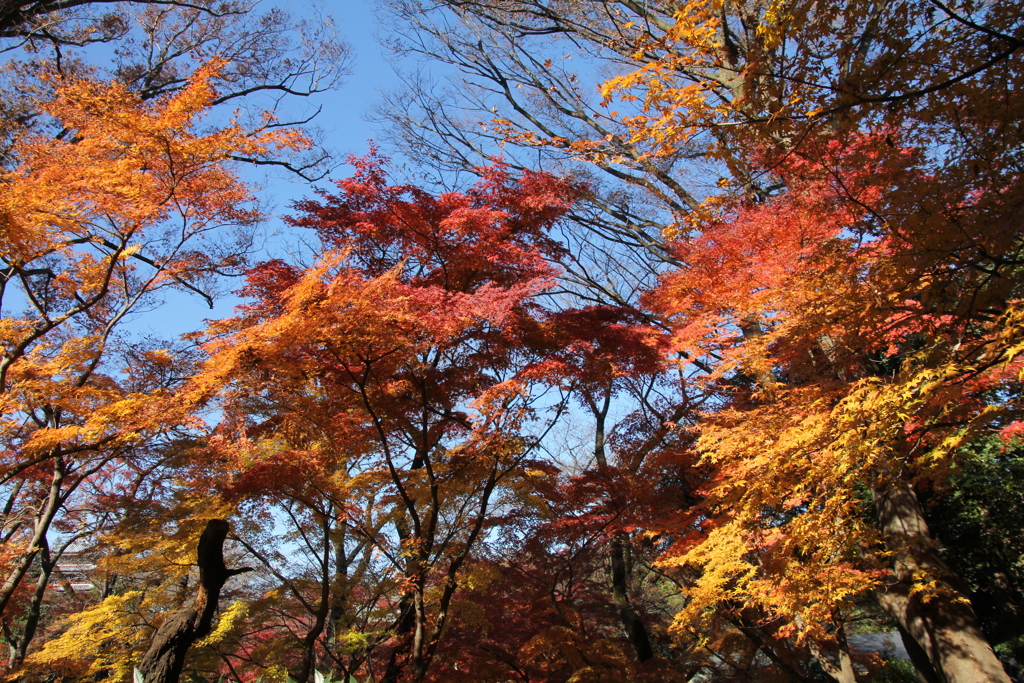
[50,551,96,593]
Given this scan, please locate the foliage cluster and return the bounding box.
[0,0,1022,682]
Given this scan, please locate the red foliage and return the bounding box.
[287,150,578,292]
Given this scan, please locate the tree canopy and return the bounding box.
[1,0,1023,682]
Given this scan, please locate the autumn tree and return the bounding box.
[0,0,350,666]
[174,0,1022,680]
[1,0,350,177]
[426,462,689,683]
[598,0,1024,679]
[0,61,309,670]
[8,1,1022,682]
[520,306,672,663]
[647,131,1023,683]
[377,0,713,305]
[146,156,586,682]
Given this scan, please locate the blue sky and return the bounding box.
[150,0,408,338]
[249,0,405,220]
[325,0,403,160]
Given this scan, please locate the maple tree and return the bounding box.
[594,0,1024,680]
[521,305,673,664]
[0,0,349,671]
[378,0,704,305]
[601,0,1023,200]
[427,480,680,683]
[0,60,305,671]
[0,0,349,179]
[1,0,1021,680]
[130,156,586,682]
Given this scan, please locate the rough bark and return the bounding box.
[137,519,250,683]
[874,484,1010,683]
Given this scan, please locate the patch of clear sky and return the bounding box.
[146,0,406,339]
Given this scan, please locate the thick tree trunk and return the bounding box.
[411,589,428,682]
[833,622,856,683]
[874,484,1010,683]
[897,623,942,683]
[137,520,250,683]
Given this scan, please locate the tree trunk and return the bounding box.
[896,623,942,683]
[806,620,856,683]
[12,539,54,663]
[874,484,1010,683]
[137,520,250,683]
[380,583,416,683]
[610,535,654,662]
[730,607,812,682]
[832,622,857,683]
[0,464,64,618]
[589,390,655,662]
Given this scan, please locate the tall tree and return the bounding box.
[641,115,1022,683]
[0,0,348,665]
[567,1,1024,680]
[178,157,583,682]
[0,61,305,669]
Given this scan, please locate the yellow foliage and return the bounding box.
[25,592,149,682]
[196,599,249,647]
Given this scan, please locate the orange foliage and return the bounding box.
[0,59,306,660]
